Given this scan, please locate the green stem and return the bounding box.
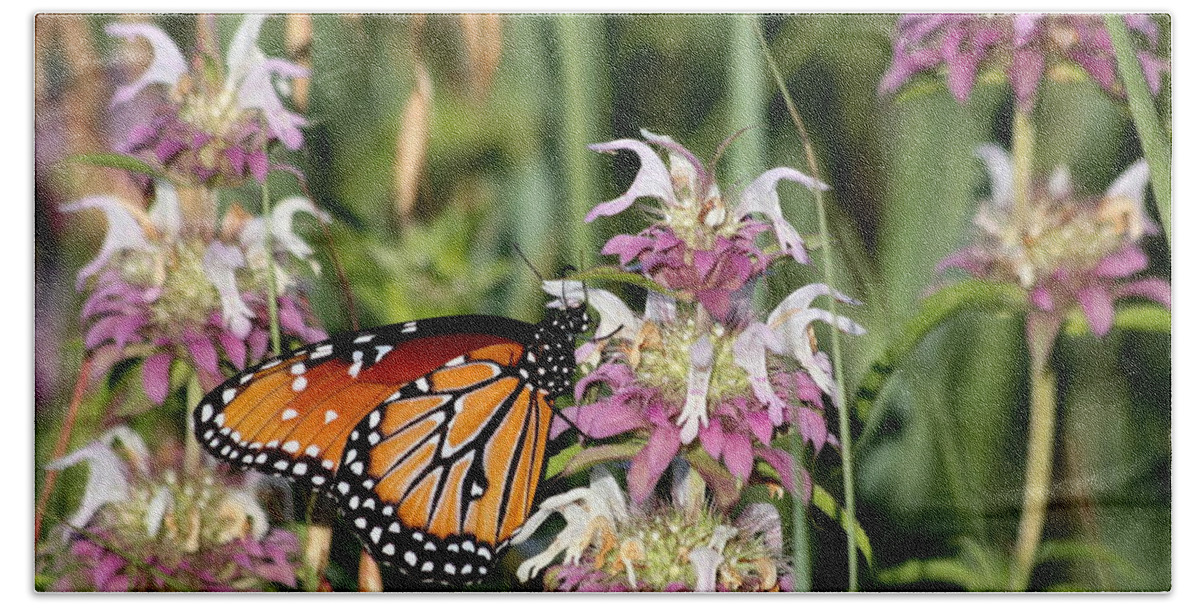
[727,15,768,180]
[1011,108,1036,221]
[1009,360,1057,591]
[555,14,603,264]
[259,143,282,355]
[184,372,203,476]
[788,426,813,591]
[1104,15,1171,246]
[756,24,857,591]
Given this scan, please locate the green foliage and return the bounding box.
[35,13,1171,593]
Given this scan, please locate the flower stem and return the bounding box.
[1011,107,1036,221]
[184,372,203,477]
[1009,360,1057,591]
[34,356,93,544]
[555,14,604,264]
[756,24,857,591]
[788,428,813,591]
[1104,15,1171,246]
[259,141,282,355]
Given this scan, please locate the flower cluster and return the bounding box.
[514,130,864,588]
[938,145,1170,338]
[879,14,1170,110]
[64,179,327,395]
[515,467,789,592]
[548,131,862,505]
[108,15,308,185]
[39,427,302,591]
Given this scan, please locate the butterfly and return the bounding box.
[193,302,590,587]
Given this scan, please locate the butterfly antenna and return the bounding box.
[512,244,545,283]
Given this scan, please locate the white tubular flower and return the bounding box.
[46,426,150,532]
[239,196,329,267]
[688,547,722,592]
[61,196,154,288]
[767,283,866,399]
[202,241,255,339]
[147,180,182,242]
[736,167,830,264]
[975,144,1014,210]
[678,334,715,443]
[732,322,789,425]
[105,22,188,106]
[585,138,678,221]
[514,467,628,583]
[144,485,172,538]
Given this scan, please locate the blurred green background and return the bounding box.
[34,13,1170,590]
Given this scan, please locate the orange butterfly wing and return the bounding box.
[194,318,531,491]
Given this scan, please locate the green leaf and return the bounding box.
[565,266,671,295]
[875,537,1010,591]
[810,483,873,566]
[559,442,644,477]
[65,153,163,178]
[853,279,1027,425]
[683,444,742,511]
[544,442,583,478]
[1063,303,1171,336]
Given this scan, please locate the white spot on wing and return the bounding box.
[222,389,236,404]
[292,376,307,392]
[282,408,299,421]
[354,334,375,344]
[374,345,393,362]
[200,403,213,422]
[324,410,338,423]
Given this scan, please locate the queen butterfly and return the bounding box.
[193,303,590,586]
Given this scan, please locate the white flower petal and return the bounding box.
[688,547,722,592]
[223,487,271,540]
[239,197,327,265]
[737,167,828,264]
[61,196,154,288]
[514,467,628,583]
[733,322,789,425]
[237,59,309,150]
[148,180,181,242]
[766,283,861,327]
[641,129,710,199]
[46,426,148,532]
[1106,158,1156,239]
[202,242,255,339]
[678,335,714,443]
[586,138,677,221]
[643,290,678,324]
[269,197,328,259]
[707,524,739,553]
[975,144,1014,210]
[225,15,268,85]
[144,485,172,537]
[768,284,865,400]
[1048,165,1072,200]
[105,22,187,106]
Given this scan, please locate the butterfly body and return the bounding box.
[194,307,588,586]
